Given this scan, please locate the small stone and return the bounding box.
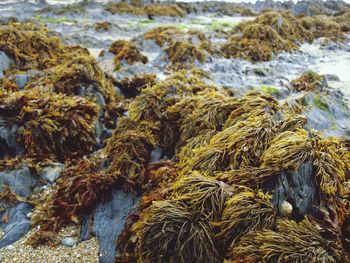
[26,212,33,219]
[6,245,15,250]
[61,237,75,247]
[40,163,64,184]
[280,200,293,217]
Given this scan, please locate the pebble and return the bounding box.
[280,200,293,217]
[61,237,75,247]
[5,245,14,250]
[26,212,33,219]
[0,226,99,263]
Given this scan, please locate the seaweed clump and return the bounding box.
[108,40,148,71]
[141,26,183,47]
[0,23,64,70]
[143,4,186,17]
[115,73,156,98]
[105,3,186,17]
[216,188,275,248]
[291,70,327,92]
[138,200,222,263]
[93,21,111,32]
[36,3,86,15]
[104,118,157,191]
[231,218,349,263]
[221,11,312,62]
[0,88,98,161]
[221,10,347,62]
[29,157,115,246]
[164,40,206,68]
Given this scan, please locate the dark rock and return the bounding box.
[0,52,13,79]
[79,189,139,263]
[0,118,22,158]
[273,160,320,220]
[40,163,64,184]
[0,167,38,198]
[0,203,32,249]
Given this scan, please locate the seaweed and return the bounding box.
[106,3,186,17]
[104,118,157,192]
[261,129,313,171]
[291,71,327,92]
[138,200,222,263]
[143,4,186,17]
[115,73,156,98]
[28,157,115,246]
[105,2,142,15]
[141,26,183,46]
[116,161,178,263]
[47,54,117,103]
[93,21,111,32]
[181,114,275,174]
[231,218,349,263]
[0,88,98,161]
[215,188,276,250]
[36,2,86,15]
[108,40,148,71]
[0,23,64,70]
[301,15,344,40]
[0,185,25,212]
[221,11,346,62]
[164,40,206,68]
[172,172,230,220]
[215,166,280,190]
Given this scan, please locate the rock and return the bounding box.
[0,51,13,79]
[40,163,64,184]
[0,203,32,249]
[79,189,139,263]
[0,167,38,197]
[0,118,21,158]
[151,147,163,162]
[12,70,44,89]
[324,74,340,82]
[61,237,75,247]
[273,161,319,220]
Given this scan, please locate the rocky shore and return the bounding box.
[0,0,350,262]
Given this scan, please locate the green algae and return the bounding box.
[32,15,72,24]
[257,85,280,95]
[313,95,329,112]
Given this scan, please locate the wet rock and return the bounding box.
[0,118,21,158]
[303,90,350,137]
[0,203,32,249]
[79,189,139,263]
[40,163,64,184]
[0,51,13,79]
[0,167,38,197]
[150,147,163,162]
[324,74,340,82]
[61,237,75,247]
[273,161,319,220]
[11,70,44,89]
